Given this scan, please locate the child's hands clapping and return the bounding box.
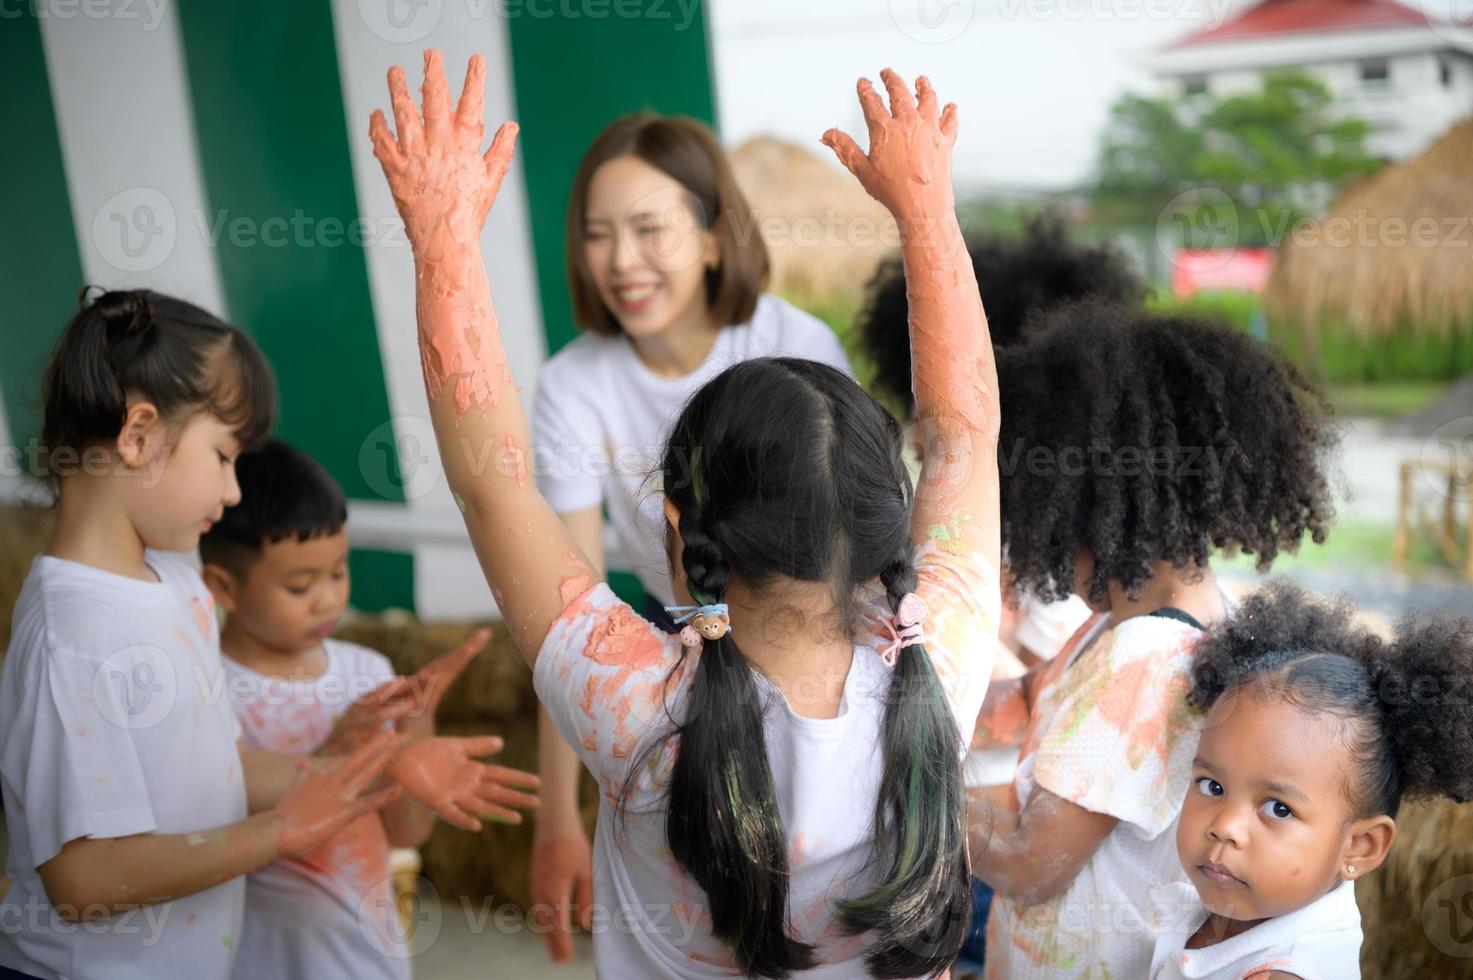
[821,69,958,224]
[388,735,539,831]
[273,730,404,857]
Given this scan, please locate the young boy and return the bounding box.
[200,440,539,979]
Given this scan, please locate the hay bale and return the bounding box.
[333,616,530,725]
[1266,117,1473,344]
[1358,798,1473,978]
[0,504,56,651]
[729,136,899,306]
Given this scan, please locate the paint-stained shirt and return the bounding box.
[985,613,1205,980]
[0,552,246,980]
[225,639,409,980]
[533,538,1000,978]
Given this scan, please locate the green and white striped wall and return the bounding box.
[0,0,715,618]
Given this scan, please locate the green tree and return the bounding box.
[1094,71,1381,244]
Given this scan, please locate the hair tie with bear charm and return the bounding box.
[878,593,928,668]
[666,603,731,648]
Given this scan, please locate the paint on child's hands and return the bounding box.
[820,70,957,224]
[370,50,519,417]
[274,729,403,856]
[321,677,417,754]
[823,70,998,448]
[403,627,489,720]
[387,734,526,832]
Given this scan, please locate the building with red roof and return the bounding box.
[1143,0,1473,158]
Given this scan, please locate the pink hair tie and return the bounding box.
[878,593,928,668]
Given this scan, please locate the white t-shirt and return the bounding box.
[1149,879,1363,979]
[532,294,852,605]
[224,639,409,980]
[986,613,1206,980]
[532,538,1000,978]
[0,552,246,980]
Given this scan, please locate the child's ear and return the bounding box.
[1340,813,1396,880]
[662,497,682,540]
[115,401,162,469]
[201,563,240,614]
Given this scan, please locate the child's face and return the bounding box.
[124,410,243,552]
[582,155,718,341]
[1177,688,1368,923]
[221,529,350,654]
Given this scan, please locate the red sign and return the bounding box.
[1172,247,1274,297]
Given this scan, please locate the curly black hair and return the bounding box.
[855,212,1143,411]
[997,300,1337,604]
[1189,582,1473,817]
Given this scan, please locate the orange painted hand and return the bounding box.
[388,735,538,832]
[473,760,542,825]
[319,677,416,755]
[402,627,489,722]
[274,729,404,857]
[820,69,958,223]
[370,50,518,259]
[530,831,595,963]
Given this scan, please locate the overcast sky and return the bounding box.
[707,0,1461,191]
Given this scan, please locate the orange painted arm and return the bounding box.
[822,70,1000,583]
[369,51,597,666]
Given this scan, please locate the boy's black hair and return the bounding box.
[199,439,347,575]
[996,300,1337,605]
[1190,582,1473,818]
[856,213,1143,412]
[42,288,275,474]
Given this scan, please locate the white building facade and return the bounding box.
[1144,0,1473,159]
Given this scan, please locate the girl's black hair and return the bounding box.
[997,300,1337,605]
[856,213,1144,413]
[41,288,275,475]
[631,357,969,978]
[1190,582,1473,818]
[199,439,348,575]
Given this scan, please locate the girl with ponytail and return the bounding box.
[1149,582,1473,978]
[370,53,1001,977]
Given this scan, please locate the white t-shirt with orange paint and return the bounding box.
[985,613,1206,980]
[224,639,409,980]
[533,539,1000,978]
[532,294,852,606]
[0,551,246,980]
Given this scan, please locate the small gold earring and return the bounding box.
[1345,865,1357,876]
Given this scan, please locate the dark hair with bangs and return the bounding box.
[41,288,275,476]
[565,112,769,336]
